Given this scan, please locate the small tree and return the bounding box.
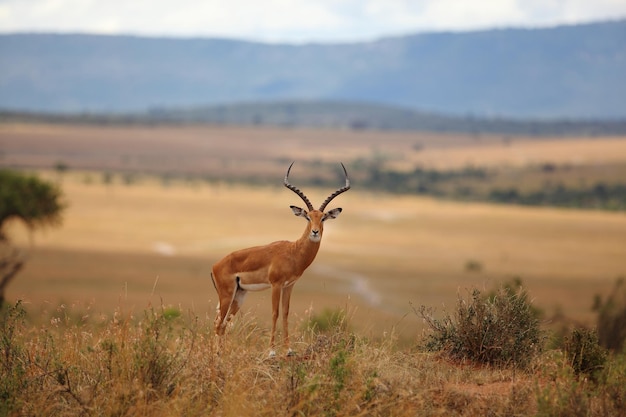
[0,170,65,305]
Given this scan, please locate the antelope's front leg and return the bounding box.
[281,284,295,355]
[269,284,282,357]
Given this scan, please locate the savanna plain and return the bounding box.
[1,122,626,416]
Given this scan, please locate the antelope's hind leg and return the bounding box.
[214,275,240,335]
[228,289,246,321]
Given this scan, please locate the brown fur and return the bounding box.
[211,207,342,354]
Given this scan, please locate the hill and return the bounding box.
[3,101,626,137]
[1,20,625,119]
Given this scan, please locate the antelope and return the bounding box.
[210,162,350,356]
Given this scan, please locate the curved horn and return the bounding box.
[319,162,350,212]
[284,162,314,211]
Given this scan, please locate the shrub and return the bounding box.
[600,351,626,412]
[535,349,626,417]
[417,284,542,368]
[564,327,607,380]
[0,301,28,414]
[464,259,483,273]
[593,277,626,352]
[304,308,348,333]
[132,307,191,396]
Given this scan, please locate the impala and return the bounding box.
[211,162,350,356]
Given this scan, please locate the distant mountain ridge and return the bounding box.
[1,20,625,119]
[3,100,626,137]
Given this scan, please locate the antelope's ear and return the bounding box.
[290,205,310,220]
[322,207,342,221]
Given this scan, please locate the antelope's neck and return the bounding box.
[295,234,321,269]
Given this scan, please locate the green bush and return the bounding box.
[304,308,348,333]
[600,351,626,412]
[564,327,607,380]
[535,349,626,417]
[593,277,626,352]
[417,284,542,368]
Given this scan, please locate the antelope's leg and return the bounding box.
[281,284,294,354]
[269,284,282,355]
[229,289,246,318]
[214,278,238,335]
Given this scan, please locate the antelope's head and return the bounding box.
[284,162,350,243]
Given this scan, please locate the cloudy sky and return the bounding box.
[0,0,625,43]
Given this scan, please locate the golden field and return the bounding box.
[2,122,625,343]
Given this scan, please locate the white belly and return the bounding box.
[238,282,271,291]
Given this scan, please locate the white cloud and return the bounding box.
[510,0,626,27]
[0,0,624,42]
[419,0,526,30]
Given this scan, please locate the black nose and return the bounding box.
[312,230,319,235]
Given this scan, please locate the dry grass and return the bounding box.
[2,300,624,417]
[0,300,555,417]
[405,136,626,169]
[3,122,625,175]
